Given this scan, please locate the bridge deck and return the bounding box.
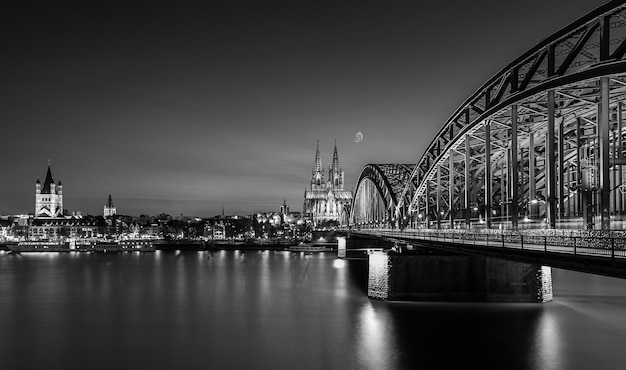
[348,229,626,279]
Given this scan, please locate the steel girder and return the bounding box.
[397,1,626,230]
[351,164,415,226]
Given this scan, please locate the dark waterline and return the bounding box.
[1,250,625,370]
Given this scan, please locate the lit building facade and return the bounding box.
[35,164,63,219]
[104,194,117,217]
[303,141,352,226]
[213,222,226,239]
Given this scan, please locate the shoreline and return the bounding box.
[0,241,338,253]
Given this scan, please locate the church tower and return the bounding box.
[35,163,63,218]
[104,194,117,217]
[311,140,325,190]
[329,140,344,190]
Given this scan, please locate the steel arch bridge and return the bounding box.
[364,0,626,232]
[350,164,415,227]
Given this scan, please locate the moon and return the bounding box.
[354,131,363,143]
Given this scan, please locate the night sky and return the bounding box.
[1,1,609,217]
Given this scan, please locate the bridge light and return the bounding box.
[417,213,423,219]
[472,207,479,212]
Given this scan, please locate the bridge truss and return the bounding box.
[351,164,415,227]
[386,0,626,231]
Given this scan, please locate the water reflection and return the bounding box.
[531,310,562,370]
[333,258,346,269]
[1,253,626,369]
[355,302,397,369]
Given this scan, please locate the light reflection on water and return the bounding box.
[532,310,562,370]
[355,302,397,369]
[1,250,626,370]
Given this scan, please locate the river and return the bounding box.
[1,249,625,369]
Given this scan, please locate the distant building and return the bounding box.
[303,141,352,226]
[104,194,117,217]
[280,199,289,215]
[0,218,11,239]
[35,164,63,219]
[213,222,226,239]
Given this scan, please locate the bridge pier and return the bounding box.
[368,249,552,303]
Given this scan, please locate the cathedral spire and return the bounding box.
[311,140,324,190]
[331,140,339,171]
[314,139,322,172]
[106,194,114,208]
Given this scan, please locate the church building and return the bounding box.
[303,141,353,226]
[104,194,117,217]
[35,164,63,219]
[31,163,66,240]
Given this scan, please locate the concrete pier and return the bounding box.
[368,250,552,303]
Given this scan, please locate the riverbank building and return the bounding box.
[104,194,117,217]
[35,164,63,219]
[303,141,353,227]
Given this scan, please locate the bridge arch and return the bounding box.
[395,0,626,231]
[351,164,414,227]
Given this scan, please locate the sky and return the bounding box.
[0,0,610,217]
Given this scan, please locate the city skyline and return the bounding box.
[1,0,607,216]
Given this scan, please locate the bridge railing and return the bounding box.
[346,228,626,259]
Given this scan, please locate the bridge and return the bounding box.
[344,1,626,288]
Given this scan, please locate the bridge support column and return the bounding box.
[367,251,552,303]
[529,131,536,219]
[577,117,593,228]
[437,165,442,229]
[465,135,471,229]
[599,76,611,230]
[511,105,519,229]
[558,114,565,221]
[337,236,346,258]
[449,151,455,228]
[425,182,431,229]
[546,90,557,228]
[619,102,623,215]
[485,122,492,228]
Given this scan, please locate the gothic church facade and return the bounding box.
[303,141,352,226]
[35,164,63,219]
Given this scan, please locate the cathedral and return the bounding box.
[303,141,353,226]
[35,164,63,219]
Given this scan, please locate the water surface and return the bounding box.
[1,250,625,369]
